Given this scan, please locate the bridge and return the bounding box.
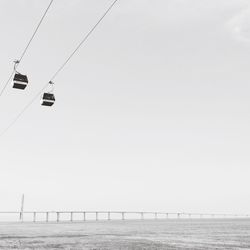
[0,211,248,223]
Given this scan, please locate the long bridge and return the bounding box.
[0,211,249,223]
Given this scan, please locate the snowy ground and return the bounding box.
[0,219,249,249]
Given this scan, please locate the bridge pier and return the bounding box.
[83,212,86,221]
[122,212,125,220]
[141,212,144,220]
[70,212,73,222]
[19,212,23,222]
[46,212,49,222]
[155,213,157,220]
[57,212,60,222]
[33,212,36,222]
[108,212,111,220]
[96,212,98,221]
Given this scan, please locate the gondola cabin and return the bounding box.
[13,73,28,90]
[41,93,55,106]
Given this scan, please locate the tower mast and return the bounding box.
[19,194,24,222]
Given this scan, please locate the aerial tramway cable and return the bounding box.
[0,0,54,96]
[0,0,120,137]
[50,0,119,82]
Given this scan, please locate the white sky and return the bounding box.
[0,0,250,214]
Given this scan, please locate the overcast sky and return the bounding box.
[0,0,250,214]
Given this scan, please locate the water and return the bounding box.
[0,219,249,249]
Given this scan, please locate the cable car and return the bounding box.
[12,60,29,90]
[41,81,55,106]
[41,93,55,106]
[13,73,29,90]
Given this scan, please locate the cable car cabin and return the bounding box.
[41,93,55,106]
[13,73,28,90]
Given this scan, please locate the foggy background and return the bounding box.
[0,0,249,214]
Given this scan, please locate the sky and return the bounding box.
[0,0,250,214]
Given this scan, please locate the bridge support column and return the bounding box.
[155,213,157,220]
[122,212,125,220]
[141,212,144,220]
[70,212,73,222]
[83,212,86,221]
[108,212,111,220]
[19,212,23,222]
[57,212,60,223]
[166,213,168,219]
[96,212,98,221]
[33,212,36,223]
[46,212,49,222]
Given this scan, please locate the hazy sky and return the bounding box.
[0,0,250,214]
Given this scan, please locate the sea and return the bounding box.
[0,219,249,249]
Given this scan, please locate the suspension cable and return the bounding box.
[0,0,54,98]
[18,0,54,64]
[0,70,15,97]
[50,0,119,81]
[0,0,120,138]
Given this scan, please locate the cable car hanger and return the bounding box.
[13,60,20,74]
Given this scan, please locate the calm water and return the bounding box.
[0,219,250,249]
